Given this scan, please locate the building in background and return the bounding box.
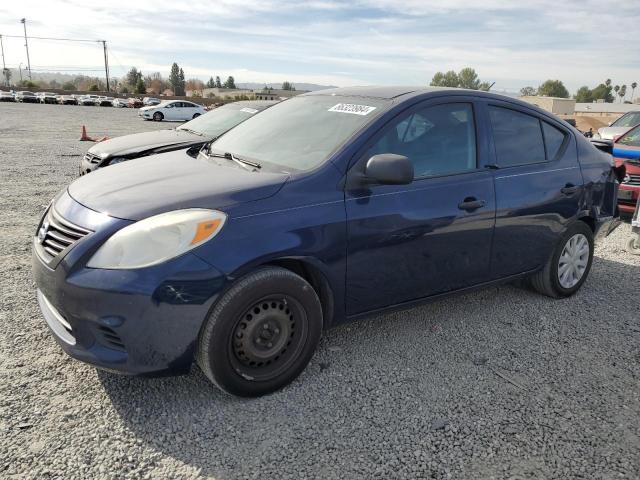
[520,96,576,115]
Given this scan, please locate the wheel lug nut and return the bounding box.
[267,343,273,348]
[274,328,280,334]
[263,324,268,329]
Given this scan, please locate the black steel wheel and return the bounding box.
[197,267,322,397]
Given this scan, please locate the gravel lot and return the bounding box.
[1,102,639,479]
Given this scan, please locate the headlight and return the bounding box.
[87,209,226,269]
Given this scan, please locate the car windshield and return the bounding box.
[612,112,640,128]
[618,125,640,147]
[177,104,265,136]
[210,95,389,171]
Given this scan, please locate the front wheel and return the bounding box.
[197,267,322,397]
[153,112,164,121]
[192,113,201,119]
[530,221,594,298]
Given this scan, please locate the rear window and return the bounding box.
[489,106,545,167]
[542,122,567,159]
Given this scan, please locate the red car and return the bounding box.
[613,124,640,214]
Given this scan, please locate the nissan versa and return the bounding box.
[80,100,277,174]
[33,87,621,397]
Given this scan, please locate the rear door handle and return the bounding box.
[458,197,486,211]
[561,184,579,195]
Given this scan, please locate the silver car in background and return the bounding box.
[594,111,640,140]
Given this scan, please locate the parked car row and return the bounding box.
[0,90,164,108]
[33,87,624,398]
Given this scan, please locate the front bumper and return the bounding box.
[32,196,228,375]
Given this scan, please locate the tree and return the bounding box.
[605,79,611,87]
[62,81,75,90]
[169,62,185,96]
[215,76,222,88]
[223,76,236,89]
[430,70,459,88]
[206,76,216,88]
[457,67,483,89]
[591,82,614,103]
[126,67,142,88]
[619,85,627,102]
[537,79,569,98]
[185,78,205,92]
[574,86,593,103]
[520,86,537,96]
[2,68,11,85]
[134,78,146,94]
[281,81,296,91]
[632,82,638,102]
[120,86,129,94]
[88,84,100,91]
[613,85,620,102]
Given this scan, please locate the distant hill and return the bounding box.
[237,82,336,92]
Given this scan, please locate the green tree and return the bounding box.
[169,62,185,96]
[520,86,537,96]
[223,76,236,89]
[126,67,142,88]
[88,84,99,91]
[605,79,611,87]
[457,67,482,89]
[591,82,614,103]
[62,81,75,90]
[120,86,129,94]
[430,70,459,88]
[537,79,569,98]
[631,82,637,101]
[281,81,295,91]
[613,85,620,102]
[134,78,146,94]
[574,86,592,103]
[619,84,627,102]
[215,76,222,88]
[206,76,215,88]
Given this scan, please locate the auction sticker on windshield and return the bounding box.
[240,108,259,114]
[328,103,377,115]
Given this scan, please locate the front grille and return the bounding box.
[96,325,126,351]
[38,208,92,261]
[623,173,640,186]
[84,152,102,164]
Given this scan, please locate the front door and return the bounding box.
[345,99,496,315]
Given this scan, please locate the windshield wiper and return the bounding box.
[208,151,261,170]
[178,127,204,136]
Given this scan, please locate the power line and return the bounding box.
[0,34,103,43]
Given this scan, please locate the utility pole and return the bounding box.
[102,40,109,92]
[20,18,31,80]
[0,35,7,86]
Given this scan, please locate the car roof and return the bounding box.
[225,100,280,110]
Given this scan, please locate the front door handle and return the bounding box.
[561,184,579,195]
[458,197,486,211]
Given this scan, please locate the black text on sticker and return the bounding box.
[328,103,376,115]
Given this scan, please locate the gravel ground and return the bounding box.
[1,102,639,480]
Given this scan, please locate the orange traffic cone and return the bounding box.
[79,125,92,141]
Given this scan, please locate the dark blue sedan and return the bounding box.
[33,87,621,396]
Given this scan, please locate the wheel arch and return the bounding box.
[261,257,336,329]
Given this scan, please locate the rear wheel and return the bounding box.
[530,221,594,298]
[197,267,322,397]
[153,111,164,121]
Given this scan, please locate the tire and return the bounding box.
[197,267,322,397]
[192,113,201,119]
[153,112,163,121]
[626,235,640,255]
[530,221,594,298]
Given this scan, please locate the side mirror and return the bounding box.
[364,154,413,185]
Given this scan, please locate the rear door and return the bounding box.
[345,97,496,315]
[482,100,583,278]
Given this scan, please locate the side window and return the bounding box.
[489,106,545,167]
[165,103,174,108]
[366,103,477,178]
[542,122,566,159]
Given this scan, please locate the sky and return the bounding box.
[1,0,639,95]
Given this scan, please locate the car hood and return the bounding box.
[597,126,633,140]
[88,129,205,159]
[68,150,289,221]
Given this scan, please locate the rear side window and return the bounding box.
[489,106,545,167]
[542,122,566,159]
